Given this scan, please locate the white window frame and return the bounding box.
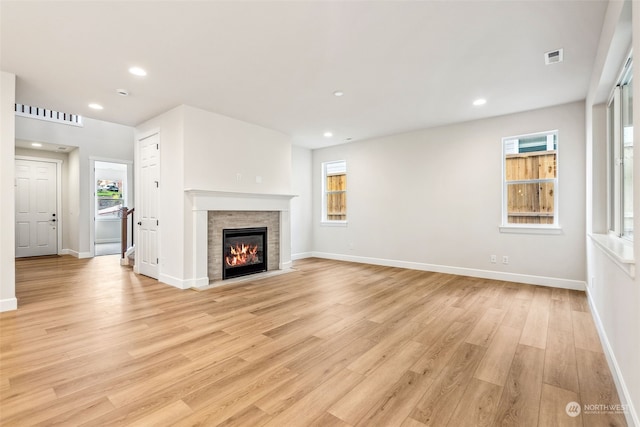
[500,130,561,234]
[607,52,633,242]
[321,160,347,226]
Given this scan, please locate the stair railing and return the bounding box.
[120,207,135,260]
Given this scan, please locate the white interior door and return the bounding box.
[15,159,58,257]
[138,133,160,278]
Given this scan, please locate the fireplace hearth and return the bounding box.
[222,227,267,279]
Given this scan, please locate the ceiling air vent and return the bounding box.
[545,49,564,65]
[15,103,83,127]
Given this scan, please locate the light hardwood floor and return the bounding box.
[0,255,627,426]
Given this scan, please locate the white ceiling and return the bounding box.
[1,1,608,149]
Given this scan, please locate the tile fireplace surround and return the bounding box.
[186,190,296,288]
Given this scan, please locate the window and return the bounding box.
[607,55,633,240]
[322,160,347,223]
[502,130,558,228]
[97,179,124,218]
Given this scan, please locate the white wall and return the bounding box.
[15,116,134,257]
[183,105,292,194]
[585,1,639,425]
[312,101,586,289]
[0,71,16,312]
[67,149,80,255]
[291,146,313,258]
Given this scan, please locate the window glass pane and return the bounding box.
[97,179,123,218]
[506,182,554,224]
[516,133,557,153]
[503,130,557,227]
[323,160,347,222]
[326,174,346,220]
[622,75,633,238]
[505,152,556,181]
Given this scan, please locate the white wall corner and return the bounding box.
[65,249,80,258]
[586,288,640,427]
[1,72,17,312]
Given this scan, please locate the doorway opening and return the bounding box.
[94,161,129,256]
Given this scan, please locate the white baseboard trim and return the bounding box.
[63,249,92,259]
[158,273,192,290]
[96,238,120,244]
[585,288,639,427]
[191,277,210,288]
[310,252,586,291]
[193,268,296,291]
[291,252,313,260]
[0,297,18,312]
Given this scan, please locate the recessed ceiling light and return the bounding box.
[128,66,147,77]
[473,98,487,106]
[333,90,344,97]
[31,142,42,147]
[323,132,333,138]
[88,103,103,110]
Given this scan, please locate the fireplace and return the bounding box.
[186,190,295,288]
[222,227,268,279]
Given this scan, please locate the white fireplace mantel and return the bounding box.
[185,189,297,288]
[185,189,297,212]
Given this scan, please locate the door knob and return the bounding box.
[138,221,142,226]
[51,219,57,222]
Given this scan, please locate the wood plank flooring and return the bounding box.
[0,255,628,426]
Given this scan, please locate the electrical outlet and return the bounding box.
[490,255,497,263]
[502,256,509,264]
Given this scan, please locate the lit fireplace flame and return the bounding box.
[225,243,259,267]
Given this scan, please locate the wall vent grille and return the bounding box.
[15,103,83,127]
[544,49,564,65]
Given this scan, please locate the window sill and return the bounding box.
[499,225,563,235]
[321,220,348,227]
[589,233,635,278]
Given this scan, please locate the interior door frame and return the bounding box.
[89,157,133,258]
[15,155,63,256]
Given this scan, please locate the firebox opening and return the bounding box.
[222,227,267,279]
